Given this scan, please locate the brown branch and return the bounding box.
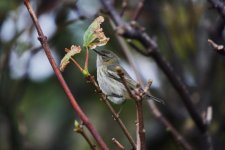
[208,39,225,56]
[116,67,146,150]
[147,101,192,150]
[23,1,109,150]
[132,0,146,21]
[100,0,207,135]
[135,101,145,150]
[112,138,126,150]
[85,75,137,150]
[74,121,97,150]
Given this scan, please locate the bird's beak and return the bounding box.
[93,49,105,56]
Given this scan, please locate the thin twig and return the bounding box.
[208,39,225,56]
[147,101,192,150]
[112,138,126,150]
[116,67,146,150]
[70,57,84,72]
[74,121,97,150]
[120,0,128,16]
[86,75,137,150]
[24,1,109,150]
[132,0,146,21]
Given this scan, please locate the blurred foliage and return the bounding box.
[0,0,225,150]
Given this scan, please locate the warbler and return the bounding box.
[94,49,164,105]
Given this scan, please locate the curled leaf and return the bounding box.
[83,16,110,49]
[60,45,81,71]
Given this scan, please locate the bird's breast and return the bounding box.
[97,66,128,104]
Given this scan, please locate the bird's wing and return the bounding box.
[107,65,165,104]
[106,64,137,90]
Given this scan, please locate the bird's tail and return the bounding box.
[145,94,165,105]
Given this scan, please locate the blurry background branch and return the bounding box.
[132,0,145,21]
[208,0,225,18]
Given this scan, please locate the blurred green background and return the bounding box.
[1,0,225,150]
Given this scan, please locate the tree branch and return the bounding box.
[74,121,97,150]
[147,101,192,150]
[100,0,207,134]
[116,67,146,150]
[112,138,126,150]
[24,1,109,150]
[86,75,136,150]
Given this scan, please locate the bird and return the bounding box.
[94,49,164,105]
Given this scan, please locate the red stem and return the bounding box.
[24,1,108,150]
[71,58,83,73]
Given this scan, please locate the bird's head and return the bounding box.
[94,49,120,66]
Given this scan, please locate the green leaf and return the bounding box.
[83,16,109,49]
